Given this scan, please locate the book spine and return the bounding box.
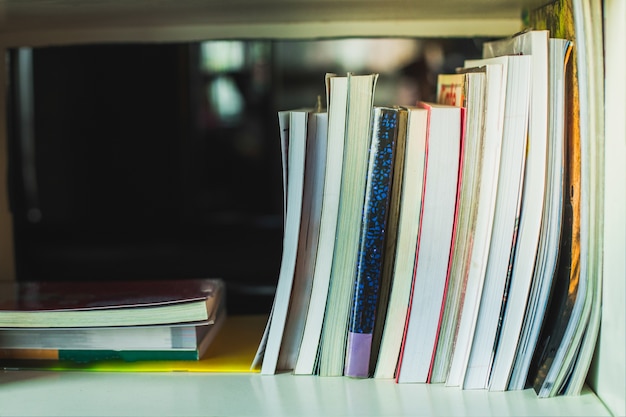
[344,107,399,378]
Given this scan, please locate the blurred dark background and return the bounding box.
[6,38,484,315]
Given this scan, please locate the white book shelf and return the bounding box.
[0,372,612,416]
[0,1,623,416]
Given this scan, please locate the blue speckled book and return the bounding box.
[344,106,401,378]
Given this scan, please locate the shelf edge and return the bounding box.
[0,18,522,48]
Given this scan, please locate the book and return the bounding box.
[344,106,401,378]
[0,320,213,351]
[373,106,428,379]
[258,106,309,375]
[528,0,604,398]
[430,70,486,384]
[436,73,466,106]
[596,1,626,414]
[445,61,506,388]
[278,110,290,222]
[556,0,604,397]
[293,74,349,375]
[278,106,328,371]
[4,314,264,373]
[524,0,584,398]
[0,278,224,328]
[367,106,408,375]
[0,349,207,362]
[484,29,550,392]
[396,102,463,384]
[508,37,573,391]
[562,0,606,398]
[461,53,531,390]
[0,310,226,362]
[318,72,378,377]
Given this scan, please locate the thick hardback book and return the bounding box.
[344,106,401,378]
[461,54,531,390]
[373,106,428,379]
[0,278,224,328]
[396,102,463,384]
[318,72,378,377]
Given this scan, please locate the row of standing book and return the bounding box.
[253,29,600,398]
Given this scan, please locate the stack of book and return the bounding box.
[0,278,226,363]
[254,29,597,398]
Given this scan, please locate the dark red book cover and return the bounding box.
[0,279,222,312]
[0,278,225,328]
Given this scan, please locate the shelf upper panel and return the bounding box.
[0,0,546,46]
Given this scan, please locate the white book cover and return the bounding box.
[318,72,378,377]
[430,71,488,384]
[293,74,349,375]
[483,29,550,392]
[373,106,428,379]
[396,102,462,384]
[259,109,309,375]
[459,54,531,390]
[508,37,572,391]
[278,109,328,371]
[445,62,506,388]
